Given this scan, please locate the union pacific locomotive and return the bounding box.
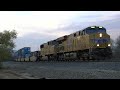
[14,26,112,61]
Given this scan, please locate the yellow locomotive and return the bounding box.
[40,26,112,61]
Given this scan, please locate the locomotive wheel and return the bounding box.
[94,55,105,61]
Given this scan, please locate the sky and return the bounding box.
[0,11,120,51]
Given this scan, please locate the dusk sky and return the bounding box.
[0,11,120,51]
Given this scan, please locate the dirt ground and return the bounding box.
[1,60,120,79]
[0,70,38,79]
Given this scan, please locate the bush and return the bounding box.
[0,30,17,68]
[113,36,120,59]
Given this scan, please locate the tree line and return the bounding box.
[111,36,120,59]
[0,30,17,62]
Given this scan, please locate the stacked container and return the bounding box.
[14,47,31,62]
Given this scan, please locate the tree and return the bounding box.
[116,36,120,48]
[114,36,120,58]
[0,30,17,62]
[110,39,115,50]
[110,38,116,58]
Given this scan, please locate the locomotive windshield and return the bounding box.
[86,27,106,34]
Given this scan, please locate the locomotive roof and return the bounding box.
[86,26,106,29]
[40,26,106,46]
[70,26,106,35]
[56,35,68,41]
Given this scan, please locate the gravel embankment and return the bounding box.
[2,60,120,79]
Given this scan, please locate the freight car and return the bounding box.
[14,49,40,62]
[14,47,31,61]
[29,51,40,62]
[40,26,112,61]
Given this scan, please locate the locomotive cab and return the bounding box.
[85,26,111,48]
[84,26,112,59]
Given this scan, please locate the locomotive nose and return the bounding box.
[96,33,111,48]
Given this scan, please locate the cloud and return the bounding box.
[14,32,56,51]
[1,11,120,36]
[14,30,70,51]
[0,11,120,51]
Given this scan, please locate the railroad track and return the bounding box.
[14,59,119,62]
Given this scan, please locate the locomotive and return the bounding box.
[14,26,112,61]
[40,26,112,61]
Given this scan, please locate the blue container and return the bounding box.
[14,47,31,60]
[25,54,31,58]
[21,47,31,57]
[24,47,31,54]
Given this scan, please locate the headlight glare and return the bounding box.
[108,44,111,46]
[99,33,102,37]
[97,44,99,47]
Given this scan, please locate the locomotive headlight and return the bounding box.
[108,44,111,47]
[99,33,102,37]
[99,26,103,28]
[97,44,99,47]
[91,26,95,28]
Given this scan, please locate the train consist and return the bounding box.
[14,47,40,61]
[14,26,112,62]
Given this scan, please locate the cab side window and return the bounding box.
[79,31,81,36]
[74,33,76,37]
[48,42,50,45]
[81,30,83,35]
[40,45,44,48]
[82,30,86,35]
